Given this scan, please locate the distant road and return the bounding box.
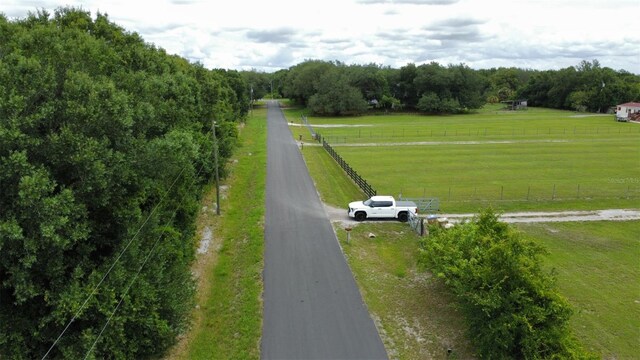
[261,101,388,359]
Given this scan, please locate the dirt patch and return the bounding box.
[197,226,212,254]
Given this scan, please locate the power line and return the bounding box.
[83,161,208,358]
[42,165,189,359]
[83,210,178,359]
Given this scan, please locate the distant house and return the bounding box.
[501,99,528,110]
[615,102,640,121]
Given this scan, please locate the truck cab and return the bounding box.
[348,195,417,222]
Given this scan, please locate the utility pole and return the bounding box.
[250,85,253,114]
[212,119,220,215]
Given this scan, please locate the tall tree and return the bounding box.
[308,68,368,115]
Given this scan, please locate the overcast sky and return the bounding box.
[3,0,640,73]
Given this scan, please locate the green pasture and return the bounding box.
[293,104,640,144]
[286,106,640,213]
[518,221,640,359]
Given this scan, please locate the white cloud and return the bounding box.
[2,0,639,73]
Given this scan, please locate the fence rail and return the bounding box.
[398,196,440,212]
[399,183,640,204]
[320,135,377,198]
[319,125,640,144]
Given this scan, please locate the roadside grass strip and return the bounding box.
[185,111,266,359]
[336,223,476,359]
[301,146,365,206]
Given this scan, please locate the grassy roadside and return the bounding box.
[301,146,365,206]
[336,224,476,359]
[165,109,267,359]
[517,221,640,359]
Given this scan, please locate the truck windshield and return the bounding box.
[363,199,372,206]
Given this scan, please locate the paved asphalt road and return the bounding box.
[261,101,388,360]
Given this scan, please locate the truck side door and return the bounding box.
[378,200,395,218]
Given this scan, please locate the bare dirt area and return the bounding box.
[325,203,640,225]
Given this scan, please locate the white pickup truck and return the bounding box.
[348,195,418,222]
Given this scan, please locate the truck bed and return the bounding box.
[396,200,417,207]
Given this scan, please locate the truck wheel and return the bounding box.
[398,212,408,222]
[355,212,366,222]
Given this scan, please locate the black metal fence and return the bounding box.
[319,134,377,198]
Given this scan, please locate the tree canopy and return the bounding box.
[0,8,247,358]
[250,59,639,115]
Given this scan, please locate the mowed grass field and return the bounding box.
[288,105,640,213]
[517,221,640,359]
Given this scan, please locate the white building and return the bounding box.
[615,102,640,121]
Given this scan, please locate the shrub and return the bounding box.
[419,208,594,359]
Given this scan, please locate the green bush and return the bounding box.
[419,209,594,359]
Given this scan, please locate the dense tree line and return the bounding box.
[0,8,247,358]
[517,60,640,112]
[246,59,639,116]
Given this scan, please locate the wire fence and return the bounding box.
[320,125,640,144]
[400,182,640,203]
